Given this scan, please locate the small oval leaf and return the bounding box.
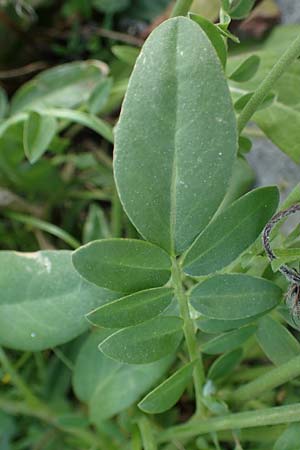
[114,17,237,255]
[190,274,282,320]
[23,111,57,163]
[256,316,300,366]
[138,361,195,414]
[202,325,256,354]
[72,239,171,293]
[229,55,260,82]
[183,186,279,276]
[87,287,174,328]
[99,316,183,364]
[73,331,172,422]
[208,348,243,381]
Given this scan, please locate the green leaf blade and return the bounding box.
[87,287,174,328]
[138,361,195,414]
[256,316,300,366]
[114,17,237,255]
[99,316,183,364]
[183,186,279,276]
[23,111,57,163]
[190,274,282,320]
[72,239,171,293]
[0,251,117,351]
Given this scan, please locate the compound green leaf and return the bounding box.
[190,274,282,320]
[138,361,195,414]
[208,348,243,381]
[202,325,256,354]
[72,239,171,293]
[114,17,237,255]
[99,316,183,364]
[87,287,174,328]
[73,331,172,422]
[183,186,279,276]
[23,111,57,163]
[11,61,107,113]
[256,316,300,366]
[229,0,255,19]
[0,251,117,351]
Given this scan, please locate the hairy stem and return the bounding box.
[170,0,193,17]
[172,258,205,414]
[159,403,300,442]
[232,354,300,403]
[237,34,300,133]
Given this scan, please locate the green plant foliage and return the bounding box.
[207,348,243,381]
[73,330,172,422]
[256,316,300,366]
[72,239,171,293]
[87,287,174,328]
[229,0,256,19]
[191,274,282,320]
[183,186,279,276]
[11,61,107,113]
[99,316,183,364]
[202,325,256,354]
[92,0,129,13]
[83,204,111,243]
[88,78,113,114]
[138,361,195,413]
[114,17,237,255]
[229,55,260,82]
[273,423,300,450]
[189,13,227,68]
[0,251,117,350]
[23,111,57,163]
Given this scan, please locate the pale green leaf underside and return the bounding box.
[114,17,237,255]
[0,251,117,351]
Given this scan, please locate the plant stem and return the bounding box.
[170,0,193,17]
[237,34,300,134]
[0,346,41,407]
[171,258,205,415]
[158,403,300,442]
[232,354,300,403]
[138,417,157,450]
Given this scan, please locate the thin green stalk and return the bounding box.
[138,417,157,450]
[5,211,80,249]
[170,0,193,17]
[232,354,300,403]
[159,403,300,442]
[172,258,205,415]
[237,34,300,133]
[0,346,41,407]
